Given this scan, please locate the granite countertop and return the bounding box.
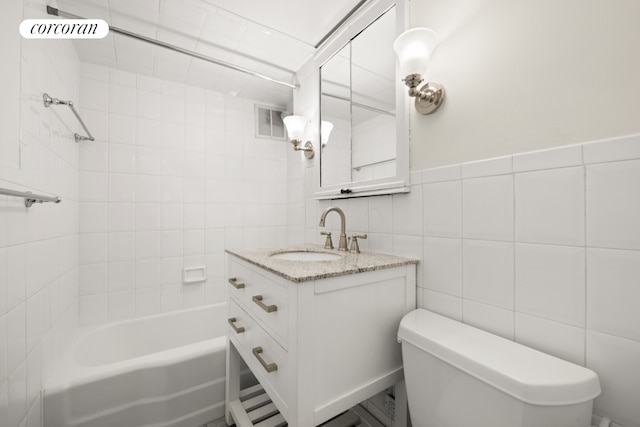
[226,244,418,283]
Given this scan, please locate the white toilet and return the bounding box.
[397,309,601,427]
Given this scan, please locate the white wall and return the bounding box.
[291,1,640,426]
[1,0,81,426]
[409,0,640,169]
[77,65,290,326]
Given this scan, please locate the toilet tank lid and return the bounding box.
[398,309,601,406]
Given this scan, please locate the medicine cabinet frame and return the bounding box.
[314,0,409,199]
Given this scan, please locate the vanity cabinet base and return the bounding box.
[225,256,416,427]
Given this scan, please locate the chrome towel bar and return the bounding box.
[43,93,95,143]
[0,186,61,207]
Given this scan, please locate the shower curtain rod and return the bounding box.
[46,6,298,90]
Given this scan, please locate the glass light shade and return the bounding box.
[283,115,306,141]
[321,121,334,146]
[393,28,438,77]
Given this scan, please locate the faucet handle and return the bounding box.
[348,233,367,254]
[320,231,334,249]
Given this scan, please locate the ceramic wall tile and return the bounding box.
[81,76,290,328]
[515,166,585,246]
[135,287,161,317]
[587,248,640,342]
[515,243,585,327]
[462,174,514,241]
[108,113,136,145]
[108,291,135,321]
[463,299,514,340]
[368,196,393,234]
[461,155,512,179]
[423,180,461,238]
[79,294,107,326]
[1,24,80,427]
[108,203,135,232]
[80,78,108,112]
[392,189,423,236]
[109,84,136,116]
[587,331,640,427]
[108,232,135,262]
[515,312,585,365]
[463,240,514,309]
[422,289,463,322]
[422,164,460,184]
[583,134,640,165]
[108,262,135,292]
[586,159,640,250]
[79,140,108,172]
[423,237,462,296]
[512,144,583,172]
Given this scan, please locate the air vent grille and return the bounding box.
[255,105,285,140]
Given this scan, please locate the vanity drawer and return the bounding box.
[227,260,253,301]
[228,299,290,418]
[227,300,254,350]
[228,259,288,347]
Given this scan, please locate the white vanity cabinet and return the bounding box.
[225,249,417,427]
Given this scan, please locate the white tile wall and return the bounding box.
[78,65,290,326]
[587,331,640,427]
[587,248,640,342]
[297,132,640,427]
[462,174,514,241]
[586,159,640,251]
[515,312,585,365]
[422,237,462,297]
[515,166,585,246]
[515,243,585,327]
[422,180,461,238]
[463,240,514,310]
[462,299,514,340]
[1,0,81,425]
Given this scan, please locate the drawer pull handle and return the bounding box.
[227,317,245,334]
[228,277,245,289]
[252,347,278,373]
[252,295,277,313]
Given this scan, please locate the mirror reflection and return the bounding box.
[320,6,396,188]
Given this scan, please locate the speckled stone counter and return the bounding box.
[226,244,418,283]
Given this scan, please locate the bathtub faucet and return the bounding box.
[319,207,348,251]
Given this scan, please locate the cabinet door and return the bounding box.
[300,268,411,422]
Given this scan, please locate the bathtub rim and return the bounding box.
[44,302,228,393]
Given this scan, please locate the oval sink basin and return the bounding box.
[270,251,343,262]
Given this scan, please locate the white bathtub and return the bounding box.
[43,303,228,427]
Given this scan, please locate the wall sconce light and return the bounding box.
[321,121,333,149]
[393,28,445,115]
[283,115,315,159]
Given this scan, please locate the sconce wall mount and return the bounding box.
[283,115,315,159]
[394,27,446,115]
[403,73,445,115]
[291,139,315,159]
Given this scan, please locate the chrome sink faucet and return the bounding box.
[319,207,348,251]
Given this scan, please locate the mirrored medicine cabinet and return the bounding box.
[315,0,409,199]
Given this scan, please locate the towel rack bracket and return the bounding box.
[42,93,95,143]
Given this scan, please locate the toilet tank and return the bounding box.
[397,310,601,427]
